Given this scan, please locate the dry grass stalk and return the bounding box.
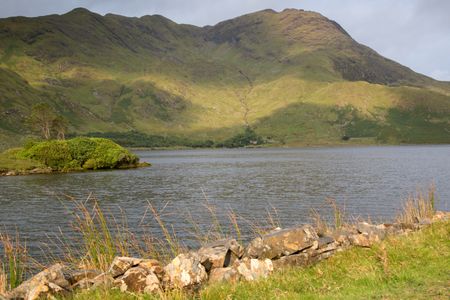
[325,197,344,229]
[310,208,330,235]
[397,185,436,225]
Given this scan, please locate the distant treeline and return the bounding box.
[79,128,264,148]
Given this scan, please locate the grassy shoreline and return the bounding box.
[70,219,450,300]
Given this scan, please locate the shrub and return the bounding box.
[19,140,72,170]
[19,137,139,171]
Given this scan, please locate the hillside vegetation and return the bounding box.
[0,8,449,149]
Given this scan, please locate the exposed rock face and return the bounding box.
[198,239,244,272]
[164,253,208,289]
[245,225,319,259]
[235,258,273,281]
[5,263,70,300]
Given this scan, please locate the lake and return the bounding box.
[1,145,449,259]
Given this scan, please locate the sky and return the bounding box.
[1,0,449,81]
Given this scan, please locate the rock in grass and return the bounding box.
[235,258,273,281]
[70,272,114,290]
[245,225,319,259]
[208,267,240,284]
[91,273,115,289]
[348,233,380,247]
[5,263,70,300]
[198,239,244,272]
[331,228,358,246]
[272,253,311,270]
[138,259,165,279]
[356,222,387,239]
[115,267,161,293]
[108,257,142,278]
[66,269,102,285]
[163,253,208,289]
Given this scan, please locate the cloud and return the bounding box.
[0,0,448,81]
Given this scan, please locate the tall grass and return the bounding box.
[0,232,28,292]
[396,185,436,225]
[42,191,289,272]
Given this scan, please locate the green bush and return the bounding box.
[19,137,139,171]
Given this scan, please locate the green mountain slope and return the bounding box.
[0,8,449,149]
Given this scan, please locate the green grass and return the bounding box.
[65,220,450,300]
[0,148,43,172]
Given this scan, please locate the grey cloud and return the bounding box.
[0,0,448,81]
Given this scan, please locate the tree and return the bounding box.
[29,103,56,140]
[28,103,68,140]
[52,116,68,140]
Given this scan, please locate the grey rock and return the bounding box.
[90,273,114,289]
[163,252,208,289]
[356,222,386,239]
[245,225,319,259]
[272,253,310,270]
[307,241,339,257]
[318,236,335,248]
[208,267,240,284]
[348,233,379,247]
[235,258,273,281]
[5,264,70,300]
[138,259,164,279]
[66,269,102,285]
[244,237,266,258]
[198,239,243,272]
[116,267,160,293]
[108,256,142,278]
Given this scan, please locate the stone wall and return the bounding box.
[2,211,448,300]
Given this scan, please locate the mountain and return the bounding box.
[0,7,449,149]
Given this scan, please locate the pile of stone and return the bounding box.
[2,211,448,300]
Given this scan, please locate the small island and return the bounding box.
[0,137,149,176]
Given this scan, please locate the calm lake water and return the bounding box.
[1,145,449,259]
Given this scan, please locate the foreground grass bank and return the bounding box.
[0,137,147,176]
[68,219,450,300]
